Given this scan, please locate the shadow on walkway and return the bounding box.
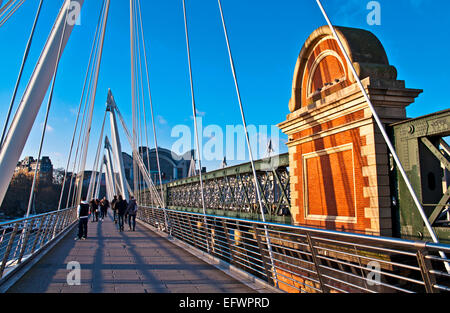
[7,213,254,293]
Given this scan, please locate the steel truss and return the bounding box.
[139,153,291,222]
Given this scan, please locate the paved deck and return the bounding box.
[7,214,255,293]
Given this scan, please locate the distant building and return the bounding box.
[122,151,133,185]
[78,171,94,189]
[122,147,200,186]
[65,147,205,200]
[15,156,53,180]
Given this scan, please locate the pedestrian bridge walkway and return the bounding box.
[6,214,255,293]
[2,207,450,293]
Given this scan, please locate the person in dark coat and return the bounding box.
[100,197,110,221]
[90,199,98,222]
[111,195,118,224]
[76,198,90,240]
[95,199,101,221]
[126,197,138,231]
[116,195,128,232]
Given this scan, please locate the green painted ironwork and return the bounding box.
[139,153,292,224]
[390,109,450,244]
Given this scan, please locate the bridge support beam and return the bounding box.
[0,0,84,207]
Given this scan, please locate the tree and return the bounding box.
[53,168,66,185]
[0,169,67,218]
[0,171,32,217]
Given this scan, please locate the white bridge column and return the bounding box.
[94,151,105,199]
[0,0,85,206]
[107,90,130,201]
[103,157,113,201]
[104,137,116,197]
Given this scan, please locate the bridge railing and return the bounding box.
[138,206,450,293]
[0,207,77,280]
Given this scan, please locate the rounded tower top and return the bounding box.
[289,25,397,112]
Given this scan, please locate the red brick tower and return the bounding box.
[278,26,422,236]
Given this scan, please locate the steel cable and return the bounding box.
[68,0,107,207]
[181,0,209,251]
[136,0,165,208]
[26,6,70,218]
[58,0,106,210]
[0,0,24,28]
[86,110,107,201]
[0,1,15,16]
[74,0,110,205]
[66,2,106,207]
[216,0,278,286]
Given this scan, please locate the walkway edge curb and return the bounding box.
[0,222,77,293]
[136,219,283,294]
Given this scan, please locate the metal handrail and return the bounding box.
[0,209,71,227]
[161,207,440,249]
[138,206,450,293]
[0,207,77,280]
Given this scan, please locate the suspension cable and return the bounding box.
[134,0,144,203]
[114,103,163,207]
[0,0,24,28]
[75,0,110,205]
[71,0,107,202]
[0,0,17,18]
[0,0,14,16]
[67,1,105,208]
[217,0,278,286]
[130,0,137,197]
[136,0,150,205]
[136,0,165,208]
[68,0,107,206]
[26,6,70,218]
[0,0,42,149]
[90,112,108,199]
[94,147,105,199]
[58,0,106,210]
[67,88,91,208]
[131,0,149,205]
[87,110,107,201]
[182,0,211,251]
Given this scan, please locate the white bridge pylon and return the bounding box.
[0,0,85,207]
[0,0,163,212]
[103,155,114,201]
[106,90,129,202]
[107,93,164,208]
[86,90,162,207]
[104,136,117,198]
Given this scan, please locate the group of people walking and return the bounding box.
[75,195,139,240]
[111,195,138,232]
[90,197,110,222]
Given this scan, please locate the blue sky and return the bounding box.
[0,0,449,171]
